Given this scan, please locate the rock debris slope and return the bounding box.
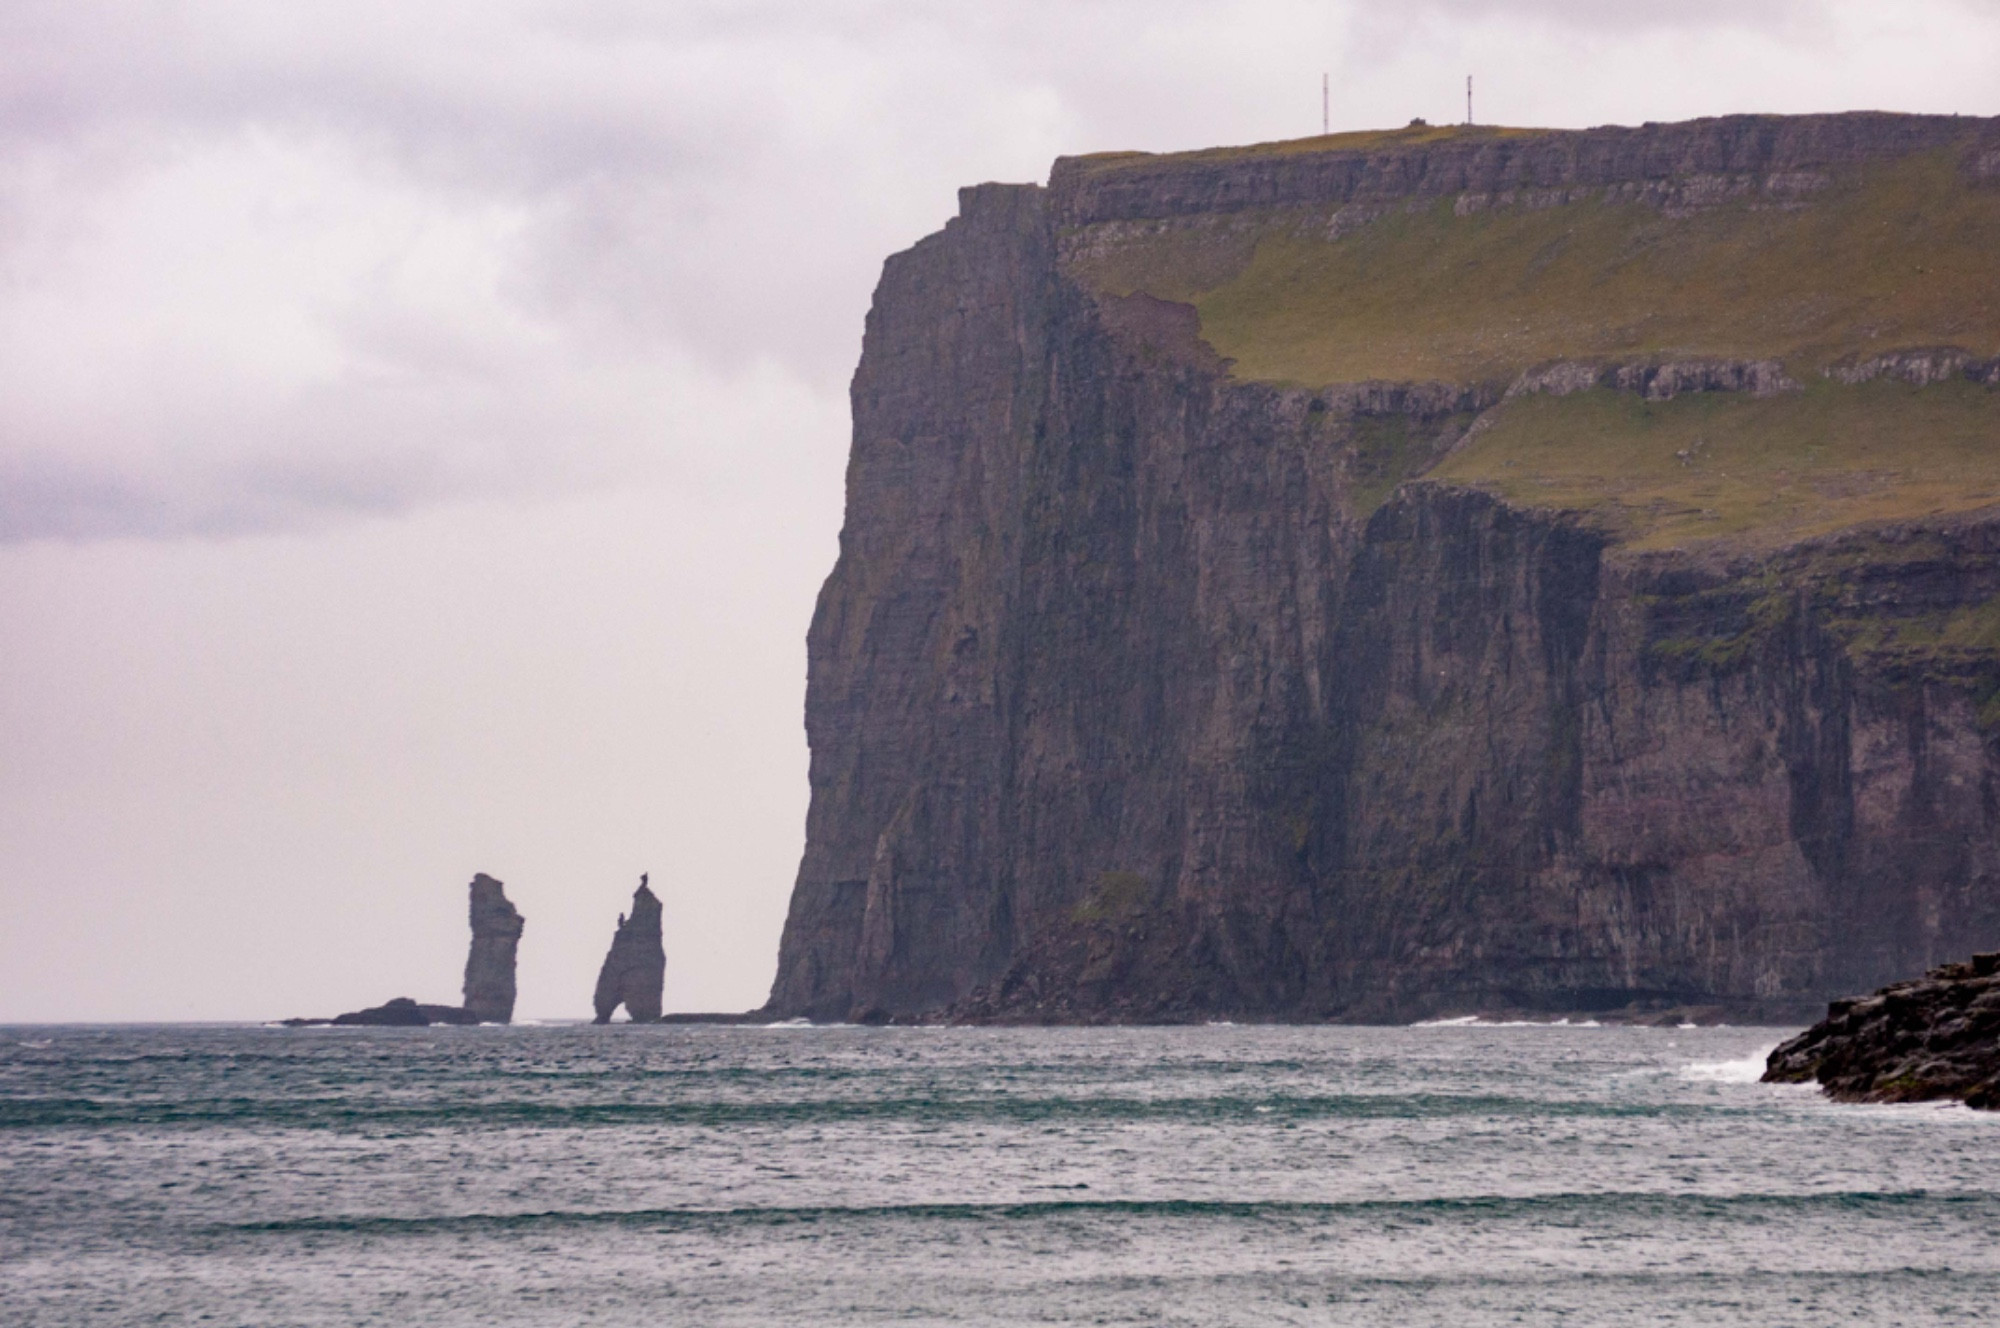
[593,876,666,1024]
[768,112,2000,1024]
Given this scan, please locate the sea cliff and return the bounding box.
[768,112,2000,1024]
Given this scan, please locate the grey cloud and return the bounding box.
[2,429,452,543]
[0,1,1995,543]
[1398,0,1817,31]
[0,460,165,543]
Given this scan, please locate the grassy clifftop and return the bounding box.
[1065,122,1551,173]
[1070,149,2000,384]
[1061,118,2000,549]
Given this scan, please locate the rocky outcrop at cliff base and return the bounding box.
[1763,954,2000,1107]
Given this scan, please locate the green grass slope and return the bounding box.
[1065,122,1551,174]
[1065,133,2000,549]
[1432,379,2000,551]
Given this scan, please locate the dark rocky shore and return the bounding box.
[1763,953,2000,1108]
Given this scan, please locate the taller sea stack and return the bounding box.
[462,873,524,1024]
[768,112,2000,1025]
[282,871,524,1026]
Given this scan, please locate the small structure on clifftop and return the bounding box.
[592,874,665,1024]
[283,873,525,1027]
[1763,953,2000,1108]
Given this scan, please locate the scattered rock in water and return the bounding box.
[593,874,666,1024]
[339,997,425,1027]
[282,997,480,1028]
[1763,953,2000,1108]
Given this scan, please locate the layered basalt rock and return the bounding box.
[1764,954,2000,1107]
[766,112,2000,1025]
[1050,112,1993,226]
[592,876,666,1024]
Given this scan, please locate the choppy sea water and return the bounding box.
[3,1023,1997,1326]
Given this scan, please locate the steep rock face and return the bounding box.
[1295,497,2000,1018]
[462,873,524,1024]
[593,877,666,1023]
[765,182,1054,1020]
[768,113,2000,1024]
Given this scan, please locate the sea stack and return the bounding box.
[592,875,665,1024]
[461,873,525,1024]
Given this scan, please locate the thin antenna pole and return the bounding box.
[1322,73,1329,136]
[1467,75,1473,126]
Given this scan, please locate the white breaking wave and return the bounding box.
[1413,1016,1603,1028]
[1679,1047,1779,1083]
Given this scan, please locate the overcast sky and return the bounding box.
[3,0,1997,1022]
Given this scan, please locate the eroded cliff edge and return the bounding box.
[768,112,2000,1024]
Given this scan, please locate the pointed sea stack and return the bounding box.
[592,875,665,1024]
[461,873,525,1024]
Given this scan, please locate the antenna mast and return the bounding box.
[1322,72,1329,136]
[1467,75,1473,126]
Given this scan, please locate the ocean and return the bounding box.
[3,1021,1996,1325]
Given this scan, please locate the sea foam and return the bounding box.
[1679,1048,1779,1083]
